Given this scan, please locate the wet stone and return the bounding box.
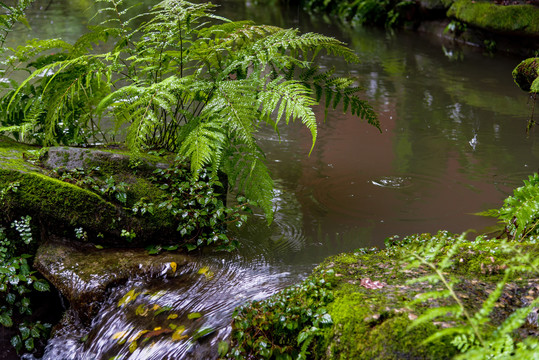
[34,237,191,324]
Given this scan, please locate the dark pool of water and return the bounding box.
[4,0,538,358]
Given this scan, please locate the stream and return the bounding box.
[5,0,539,358]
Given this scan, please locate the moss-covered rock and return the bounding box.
[447,0,539,36]
[512,57,539,93]
[0,137,178,245]
[225,232,539,359]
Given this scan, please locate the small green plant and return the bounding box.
[403,234,539,359]
[120,229,136,241]
[0,180,19,201]
[225,269,335,359]
[0,216,51,355]
[479,173,539,240]
[148,156,252,251]
[444,20,468,36]
[55,167,130,206]
[403,175,539,359]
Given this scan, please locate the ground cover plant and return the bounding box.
[0,0,379,224]
[0,215,51,355]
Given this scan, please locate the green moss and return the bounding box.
[512,57,539,93]
[448,0,539,36]
[325,291,456,359]
[0,169,119,233]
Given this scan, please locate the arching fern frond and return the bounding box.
[224,143,274,223]
[259,77,318,153]
[3,0,379,223]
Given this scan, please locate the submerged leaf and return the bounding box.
[187,312,202,320]
[117,289,140,307]
[171,325,188,341]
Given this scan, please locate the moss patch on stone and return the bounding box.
[447,0,539,36]
[226,232,539,359]
[0,168,119,232]
[0,138,180,244]
[513,57,539,93]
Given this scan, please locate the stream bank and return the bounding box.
[225,231,539,359]
[297,0,539,56]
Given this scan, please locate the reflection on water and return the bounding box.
[5,0,539,358]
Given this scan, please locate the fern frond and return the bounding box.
[260,77,318,154]
[208,79,259,149]
[72,26,123,56]
[10,38,73,64]
[408,304,463,331]
[224,144,274,222]
[179,117,225,173]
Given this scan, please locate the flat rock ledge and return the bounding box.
[34,238,191,324]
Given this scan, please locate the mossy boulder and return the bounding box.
[513,57,539,93]
[447,0,539,37]
[0,137,178,245]
[226,232,539,359]
[34,237,190,324]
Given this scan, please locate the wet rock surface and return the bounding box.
[34,237,191,323]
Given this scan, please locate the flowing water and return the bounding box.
[5,0,539,358]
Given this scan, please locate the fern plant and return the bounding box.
[403,233,539,359]
[402,175,539,360]
[0,0,379,221]
[479,173,539,240]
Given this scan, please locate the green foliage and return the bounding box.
[479,173,539,240]
[148,156,251,251]
[0,0,33,51]
[53,156,251,251]
[0,215,51,355]
[226,270,335,359]
[302,0,416,28]
[0,0,378,221]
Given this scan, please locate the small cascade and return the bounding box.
[38,254,307,360]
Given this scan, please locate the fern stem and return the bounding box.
[416,254,486,346]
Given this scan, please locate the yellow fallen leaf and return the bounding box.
[118,289,140,307]
[170,262,177,273]
[112,331,128,340]
[167,313,178,320]
[152,304,161,311]
[135,305,149,317]
[153,327,162,331]
[197,266,214,279]
[129,340,138,353]
[171,326,188,341]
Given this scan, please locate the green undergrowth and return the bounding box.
[224,232,539,359]
[0,136,251,250]
[0,216,51,356]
